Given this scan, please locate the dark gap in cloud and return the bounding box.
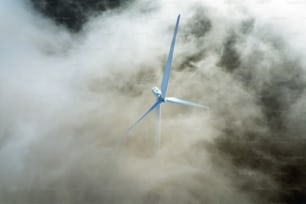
[30,0,133,32]
[218,33,241,72]
[185,8,212,39]
[178,8,212,71]
[240,18,255,35]
[177,53,204,71]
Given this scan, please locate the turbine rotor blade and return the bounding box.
[118,100,161,142]
[165,97,209,109]
[156,104,161,150]
[161,15,180,98]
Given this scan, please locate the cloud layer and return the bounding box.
[1,0,306,203]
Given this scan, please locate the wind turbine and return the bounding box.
[119,15,208,148]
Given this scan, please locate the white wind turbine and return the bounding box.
[119,15,208,148]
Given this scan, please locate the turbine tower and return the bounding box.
[119,15,208,148]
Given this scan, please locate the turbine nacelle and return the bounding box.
[151,86,163,100]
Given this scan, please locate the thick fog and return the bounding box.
[1,0,306,203]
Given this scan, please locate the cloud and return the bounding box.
[1,0,306,203]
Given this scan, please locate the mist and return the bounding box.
[1,0,306,203]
